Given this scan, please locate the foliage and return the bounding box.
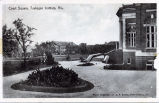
[103,64,138,70]
[66,43,72,54]
[78,42,118,55]
[32,41,56,57]
[24,66,79,87]
[79,56,85,62]
[3,25,19,57]
[87,44,116,54]
[28,58,41,66]
[45,52,58,65]
[32,41,118,56]
[3,59,42,76]
[32,43,44,57]
[65,43,78,54]
[66,55,71,61]
[79,43,87,54]
[12,18,36,67]
[103,64,113,70]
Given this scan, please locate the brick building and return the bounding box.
[116,3,157,70]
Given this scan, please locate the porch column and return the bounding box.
[122,18,126,49]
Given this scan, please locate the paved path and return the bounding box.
[3,61,156,98]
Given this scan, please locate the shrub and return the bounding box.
[79,56,85,62]
[103,64,111,69]
[66,55,71,61]
[24,66,79,87]
[3,61,22,76]
[104,64,138,70]
[28,58,41,66]
[3,56,58,76]
[45,52,58,65]
[104,64,123,70]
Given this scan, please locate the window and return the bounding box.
[151,14,154,19]
[127,58,131,64]
[127,32,136,47]
[146,25,156,48]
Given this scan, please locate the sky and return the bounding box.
[3,4,122,46]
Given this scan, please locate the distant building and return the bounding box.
[54,41,77,55]
[116,3,157,70]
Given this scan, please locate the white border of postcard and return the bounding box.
[0,0,159,102]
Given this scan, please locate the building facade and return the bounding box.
[116,3,157,70]
[54,41,77,55]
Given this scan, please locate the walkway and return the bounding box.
[3,61,156,98]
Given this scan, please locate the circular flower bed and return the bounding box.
[77,63,94,66]
[11,66,94,93]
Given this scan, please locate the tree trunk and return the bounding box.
[23,47,27,69]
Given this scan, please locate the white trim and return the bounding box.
[123,49,137,52]
[135,51,156,56]
[119,18,122,49]
[146,47,157,49]
[127,31,136,33]
[122,13,136,50]
[122,18,126,49]
[123,49,156,57]
[125,8,136,10]
[122,13,136,19]
[128,23,136,24]
[143,24,157,27]
[146,9,156,12]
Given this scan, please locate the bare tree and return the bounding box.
[13,18,36,67]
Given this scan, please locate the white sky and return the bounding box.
[3,4,122,45]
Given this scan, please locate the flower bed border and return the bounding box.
[11,79,94,93]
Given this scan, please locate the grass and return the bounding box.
[3,60,51,77]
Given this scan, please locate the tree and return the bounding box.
[13,18,36,67]
[3,25,19,57]
[79,43,87,54]
[66,43,72,55]
[42,41,56,54]
[32,43,45,57]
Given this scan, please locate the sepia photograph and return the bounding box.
[2,3,157,98]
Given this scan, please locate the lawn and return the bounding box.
[3,59,50,76]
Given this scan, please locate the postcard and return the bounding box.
[0,0,158,102]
